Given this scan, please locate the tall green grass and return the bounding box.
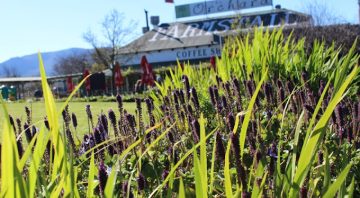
[1,27,359,197]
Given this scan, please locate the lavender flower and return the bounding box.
[145,98,155,126]
[306,87,315,106]
[25,106,31,125]
[285,79,294,95]
[79,135,90,154]
[215,132,225,163]
[230,132,246,188]
[32,125,38,138]
[224,82,232,97]
[14,118,24,157]
[182,75,190,100]
[66,129,76,153]
[126,113,136,133]
[318,150,323,165]
[136,98,145,137]
[318,80,325,99]
[62,105,71,128]
[122,181,134,198]
[254,150,262,169]
[242,191,250,198]
[100,113,108,134]
[69,113,77,130]
[304,104,314,115]
[268,142,278,159]
[191,119,200,143]
[17,140,24,158]
[93,127,103,145]
[300,186,308,198]
[98,161,108,196]
[107,145,117,156]
[9,115,16,132]
[162,169,169,180]
[108,109,117,125]
[172,90,179,105]
[230,132,240,159]
[145,98,153,112]
[246,80,254,98]
[16,118,22,136]
[137,173,146,191]
[98,122,107,140]
[162,169,170,188]
[232,78,241,95]
[227,113,235,132]
[191,87,200,111]
[213,86,220,103]
[216,75,223,86]
[44,117,50,130]
[135,98,142,111]
[232,78,242,111]
[24,123,32,143]
[187,104,193,116]
[108,109,119,137]
[86,104,93,127]
[116,94,123,112]
[178,90,185,105]
[301,71,308,84]
[335,104,345,142]
[167,130,175,143]
[264,82,273,103]
[222,95,228,111]
[351,103,356,136]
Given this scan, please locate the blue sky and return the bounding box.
[0,0,358,62]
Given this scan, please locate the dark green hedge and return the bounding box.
[282,24,360,55]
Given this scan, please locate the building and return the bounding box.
[117,7,311,68]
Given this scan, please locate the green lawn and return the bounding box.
[0,101,137,140]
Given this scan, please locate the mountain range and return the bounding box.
[0,48,91,77]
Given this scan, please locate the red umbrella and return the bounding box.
[210,56,216,70]
[114,62,124,87]
[140,55,155,86]
[83,69,91,92]
[66,76,74,93]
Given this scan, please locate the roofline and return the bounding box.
[0,73,83,83]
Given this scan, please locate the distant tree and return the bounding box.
[90,63,107,73]
[53,52,91,75]
[303,0,347,26]
[83,9,138,93]
[0,65,20,77]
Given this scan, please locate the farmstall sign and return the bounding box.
[149,11,309,42]
[176,0,273,18]
[119,45,222,66]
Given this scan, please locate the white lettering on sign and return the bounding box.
[176,0,273,18]
[181,24,200,38]
[149,11,305,42]
[161,25,180,40]
[149,27,167,42]
[119,46,222,66]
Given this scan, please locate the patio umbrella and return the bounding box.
[66,76,74,93]
[114,62,124,88]
[140,55,155,86]
[210,56,216,70]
